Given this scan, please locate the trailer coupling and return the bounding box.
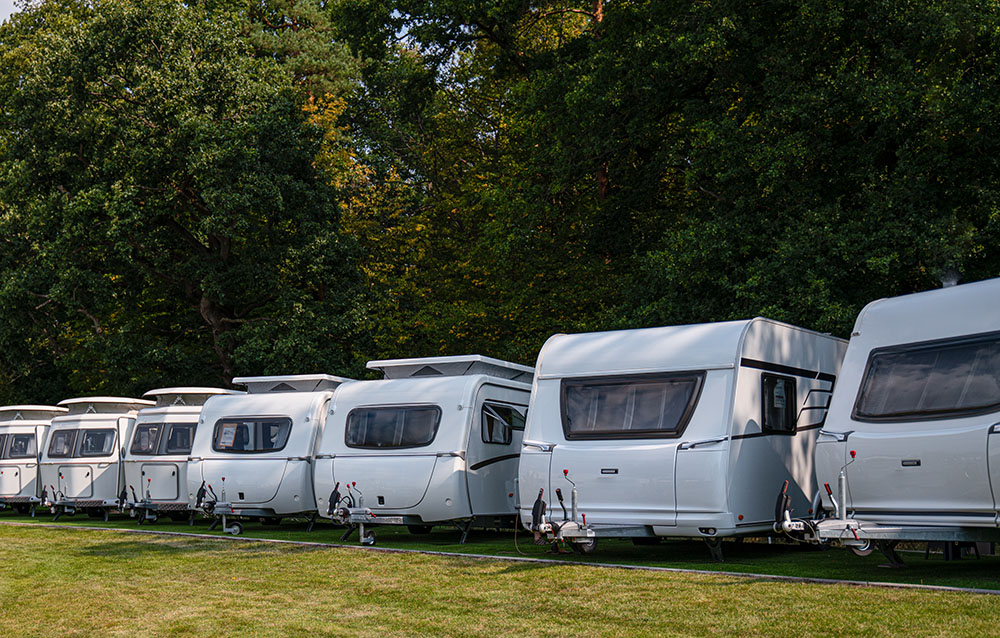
[529,471,596,553]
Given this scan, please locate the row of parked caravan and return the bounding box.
[0,278,997,560]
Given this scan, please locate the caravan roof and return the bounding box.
[535,319,833,379]
[0,405,68,422]
[232,374,352,393]
[56,397,155,416]
[142,387,241,408]
[853,277,1000,346]
[367,355,534,382]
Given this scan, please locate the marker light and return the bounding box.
[221,477,226,482]
[738,514,743,521]
[582,513,586,525]
[850,450,857,458]
[808,508,813,514]
[352,482,356,487]
[563,469,568,476]
[508,493,513,497]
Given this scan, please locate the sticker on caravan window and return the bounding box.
[217,423,237,448]
[773,383,786,409]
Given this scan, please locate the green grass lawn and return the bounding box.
[3,510,1000,591]
[0,525,998,637]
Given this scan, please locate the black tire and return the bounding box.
[229,521,243,536]
[362,530,377,546]
[571,538,597,554]
[849,539,874,557]
[86,508,104,519]
[407,524,433,534]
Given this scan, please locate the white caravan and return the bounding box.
[188,374,351,535]
[0,405,68,515]
[314,355,533,544]
[776,277,1000,564]
[123,387,239,524]
[40,397,155,520]
[518,319,847,558]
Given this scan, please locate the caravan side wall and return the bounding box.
[725,321,847,530]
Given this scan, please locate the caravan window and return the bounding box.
[561,372,704,439]
[212,418,292,453]
[79,429,117,457]
[0,434,6,457]
[130,424,161,455]
[482,404,525,445]
[5,434,36,458]
[160,423,197,455]
[762,374,797,433]
[47,430,78,458]
[854,331,1000,422]
[345,406,441,449]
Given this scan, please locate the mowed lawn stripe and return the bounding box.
[1,527,998,637]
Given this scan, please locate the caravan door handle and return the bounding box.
[818,430,852,442]
[678,436,726,450]
[523,440,555,452]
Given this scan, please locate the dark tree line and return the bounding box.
[1,0,998,402]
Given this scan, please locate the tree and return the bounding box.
[0,0,366,402]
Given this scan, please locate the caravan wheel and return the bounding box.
[228,521,244,536]
[362,530,377,546]
[571,538,597,554]
[849,540,874,557]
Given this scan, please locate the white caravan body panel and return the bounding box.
[815,277,1000,528]
[0,406,66,505]
[314,356,532,524]
[518,319,847,537]
[39,398,153,507]
[188,376,350,517]
[123,388,238,510]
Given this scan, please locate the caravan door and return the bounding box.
[548,372,705,527]
[846,334,999,526]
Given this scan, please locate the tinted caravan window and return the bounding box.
[212,418,292,453]
[160,423,197,455]
[561,372,704,439]
[854,332,1000,421]
[345,406,441,449]
[130,424,161,455]
[762,374,797,433]
[5,433,36,459]
[482,404,525,445]
[47,430,78,458]
[79,429,117,457]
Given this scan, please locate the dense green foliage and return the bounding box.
[1,0,998,401]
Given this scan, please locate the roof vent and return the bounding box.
[232,374,353,394]
[411,366,443,377]
[143,388,241,408]
[367,355,534,382]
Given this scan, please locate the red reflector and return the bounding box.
[563,469,568,476]
[352,482,356,487]
[737,514,743,521]
[808,508,813,514]
[850,450,856,458]
[508,493,513,497]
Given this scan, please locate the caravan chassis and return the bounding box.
[0,495,43,517]
[775,472,1000,566]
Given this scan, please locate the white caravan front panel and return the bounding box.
[139,463,180,501]
[333,455,437,509]
[846,421,994,525]
[58,465,95,498]
[0,467,22,494]
[200,458,285,504]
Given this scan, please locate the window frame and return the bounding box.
[47,429,78,458]
[852,330,1000,423]
[211,417,293,454]
[560,371,706,441]
[760,373,798,434]
[78,428,118,458]
[0,433,7,458]
[160,423,198,455]
[481,403,525,445]
[5,433,37,459]
[344,405,443,450]
[129,423,162,456]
